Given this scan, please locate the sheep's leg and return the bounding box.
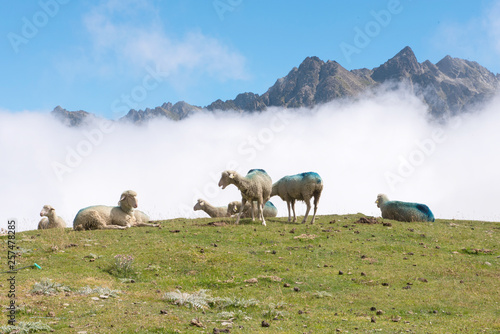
[286,201,292,222]
[103,224,128,230]
[310,202,318,224]
[251,201,256,221]
[258,200,266,226]
[291,200,297,223]
[235,198,246,225]
[302,199,311,224]
[310,193,321,224]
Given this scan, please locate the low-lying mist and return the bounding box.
[2,86,500,232]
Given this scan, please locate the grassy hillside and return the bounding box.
[1,214,499,333]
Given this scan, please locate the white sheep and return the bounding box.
[193,199,230,218]
[270,172,323,224]
[218,169,272,226]
[227,200,278,218]
[73,190,159,231]
[38,205,67,229]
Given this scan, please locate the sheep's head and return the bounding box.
[227,201,241,215]
[375,194,389,208]
[194,199,205,211]
[40,205,54,217]
[119,190,138,211]
[218,170,237,189]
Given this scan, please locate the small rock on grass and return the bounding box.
[244,278,258,283]
[191,318,204,328]
[261,321,270,327]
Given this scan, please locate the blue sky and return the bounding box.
[1,0,500,118]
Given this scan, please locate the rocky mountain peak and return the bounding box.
[372,46,423,82]
[51,106,92,127]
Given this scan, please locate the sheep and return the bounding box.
[218,169,272,226]
[193,199,230,218]
[270,172,323,224]
[375,194,435,222]
[38,205,67,229]
[73,190,159,231]
[227,200,278,218]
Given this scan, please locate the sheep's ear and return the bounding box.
[229,173,235,179]
[200,201,205,205]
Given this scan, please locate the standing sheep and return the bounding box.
[227,200,278,218]
[73,190,159,231]
[270,172,323,224]
[218,169,272,226]
[193,199,230,218]
[38,205,67,229]
[375,194,435,222]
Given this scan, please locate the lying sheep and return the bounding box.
[193,199,230,218]
[218,169,272,226]
[375,194,435,222]
[271,172,323,224]
[38,205,67,229]
[227,200,278,218]
[73,190,159,231]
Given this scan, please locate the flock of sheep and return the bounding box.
[38,169,435,231]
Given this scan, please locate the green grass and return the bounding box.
[1,214,499,333]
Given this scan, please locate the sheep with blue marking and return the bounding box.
[375,194,435,222]
[270,172,323,224]
[218,169,272,226]
[227,200,278,218]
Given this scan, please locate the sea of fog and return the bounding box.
[2,86,500,232]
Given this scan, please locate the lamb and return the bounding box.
[73,190,159,231]
[38,205,67,229]
[270,172,323,224]
[193,199,230,218]
[227,200,278,218]
[218,169,272,226]
[375,194,435,222]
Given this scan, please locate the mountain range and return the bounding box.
[51,46,499,126]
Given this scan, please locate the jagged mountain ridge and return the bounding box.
[52,46,499,125]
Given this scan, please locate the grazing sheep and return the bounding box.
[270,172,323,224]
[73,190,159,231]
[375,194,435,222]
[193,199,230,218]
[227,200,278,218]
[38,205,67,229]
[218,169,272,226]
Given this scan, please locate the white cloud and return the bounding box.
[81,0,248,81]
